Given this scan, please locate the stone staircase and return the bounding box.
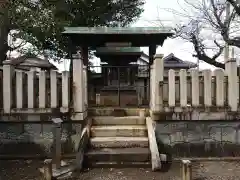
[84,115,151,168]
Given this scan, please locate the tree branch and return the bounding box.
[227,0,240,16]
[191,33,224,69]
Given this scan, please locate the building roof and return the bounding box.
[3,55,58,70]
[62,26,173,47]
[137,53,197,69]
[63,27,172,34]
[163,53,197,69]
[95,46,143,56]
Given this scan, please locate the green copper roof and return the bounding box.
[63,26,173,47]
[63,26,173,35]
[96,47,142,54]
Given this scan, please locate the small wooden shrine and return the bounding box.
[94,46,144,106]
[63,26,173,107]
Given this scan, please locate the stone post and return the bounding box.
[83,65,88,111]
[42,159,52,180]
[227,58,238,111]
[3,63,13,113]
[52,118,63,169]
[181,160,192,180]
[72,53,85,121]
[150,54,164,120]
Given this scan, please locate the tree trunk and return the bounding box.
[0,1,9,64]
[0,27,9,63]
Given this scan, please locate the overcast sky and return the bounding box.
[55,0,221,71]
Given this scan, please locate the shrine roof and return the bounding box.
[63,27,172,34]
[137,53,197,69]
[62,27,173,47]
[95,47,142,56]
[163,53,197,69]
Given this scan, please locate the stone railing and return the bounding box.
[150,55,239,120]
[1,64,70,115]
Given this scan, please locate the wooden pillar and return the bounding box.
[149,45,156,110]
[82,47,88,111]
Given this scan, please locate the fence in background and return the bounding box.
[1,64,70,115]
[152,68,240,113]
[162,69,234,109]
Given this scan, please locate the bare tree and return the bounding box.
[227,0,240,16]
[166,0,239,69]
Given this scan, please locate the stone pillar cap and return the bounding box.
[72,52,82,59]
[2,60,12,65]
[154,54,164,59]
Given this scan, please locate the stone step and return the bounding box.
[84,161,151,168]
[85,147,150,162]
[92,116,145,125]
[91,125,147,137]
[90,137,149,148]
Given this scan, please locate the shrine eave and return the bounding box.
[62,27,173,47]
[95,46,143,57]
[95,51,143,57]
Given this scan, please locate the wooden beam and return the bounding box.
[149,45,156,65]
[81,46,88,66]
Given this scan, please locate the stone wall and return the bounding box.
[0,123,82,156]
[156,121,240,157]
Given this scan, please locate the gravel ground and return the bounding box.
[1,160,240,180]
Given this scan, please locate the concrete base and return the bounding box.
[39,160,75,180]
[71,111,88,121]
[156,120,240,157]
[88,107,150,117]
[150,108,240,120]
[149,110,163,121]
